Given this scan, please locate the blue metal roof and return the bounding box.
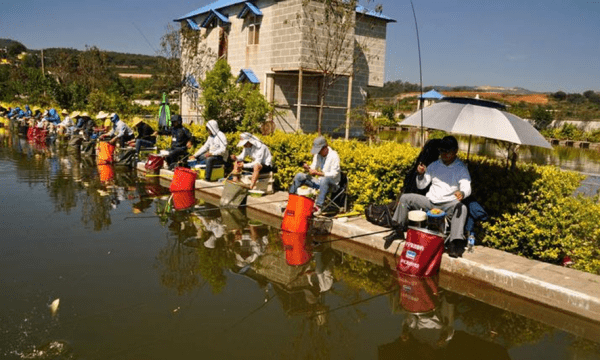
[184,74,200,89]
[237,69,260,84]
[186,18,201,31]
[238,2,262,18]
[175,0,395,23]
[200,9,231,27]
[420,89,444,99]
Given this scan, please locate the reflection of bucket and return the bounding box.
[397,227,445,277]
[172,190,196,210]
[98,141,115,165]
[219,180,248,207]
[281,194,315,233]
[170,167,197,192]
[97,164,114,183]
[426,210,446,233]
[281,231,312,266]
[397,272,439,314]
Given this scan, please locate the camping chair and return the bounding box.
[322,172,348,214]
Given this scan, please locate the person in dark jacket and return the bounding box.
[128,117,157,156]
[155,114,192,170]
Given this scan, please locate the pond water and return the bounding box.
[1,129,599,359]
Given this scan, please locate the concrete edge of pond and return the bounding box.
[139,163,600,325]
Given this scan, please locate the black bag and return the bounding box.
[365,202,396,228]
[115,148,137,167]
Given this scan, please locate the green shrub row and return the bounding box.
[158,130,600,275]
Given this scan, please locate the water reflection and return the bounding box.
[1,124,600,359]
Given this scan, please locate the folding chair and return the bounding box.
[322,172,348,214]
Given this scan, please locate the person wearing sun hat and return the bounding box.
[288,136,341,216]
[57,109,75,136]
[128,116,156,156]
[231,132,273,189]
[100,113,134,147]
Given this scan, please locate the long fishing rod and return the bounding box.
[410,0,425,147]
[311,228,394,246]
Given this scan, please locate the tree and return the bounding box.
[530,106,553,130]
[552,91,567,101]
[299,0,380,134]
[7,41,27,57]
[200,59,272,133]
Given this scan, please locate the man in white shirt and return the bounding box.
[385,136,471,256]
[289,136,341,216]
[100,113,134,147]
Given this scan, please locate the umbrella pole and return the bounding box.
[467,135,472,161]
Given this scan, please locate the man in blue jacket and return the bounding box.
[156,115,193,170]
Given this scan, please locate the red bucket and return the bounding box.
[170,167,197,192]
[97,141,115,165]
[396,227,445,277]
[281,194,315,233]
[281,231,312,266]
[172,190,196,210]
[145,154,164,172]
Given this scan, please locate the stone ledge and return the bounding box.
[137,162,600,324]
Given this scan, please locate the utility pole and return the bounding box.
[41,49,45,77]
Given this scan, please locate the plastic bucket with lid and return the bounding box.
[426,209,446,234]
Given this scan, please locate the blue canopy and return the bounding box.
[420,89,444,99]
[200,9,230,28]
[238,2,262,18]
[237,69,260,84]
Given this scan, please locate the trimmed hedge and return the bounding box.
[163,130,600,275]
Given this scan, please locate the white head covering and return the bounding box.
[236,132,261,148]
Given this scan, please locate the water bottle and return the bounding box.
[467,234,475,253]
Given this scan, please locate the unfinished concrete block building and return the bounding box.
[175,0,394,136]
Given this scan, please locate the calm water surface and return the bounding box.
[1,129,599,359]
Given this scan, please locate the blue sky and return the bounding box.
[1,0,599,93]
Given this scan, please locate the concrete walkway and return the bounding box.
[140,163,600,339]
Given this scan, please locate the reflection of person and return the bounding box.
[385,136,471,256]
[288,136,341,216]
[156,115,193,170]
[198,214,226,249]
[190,120,227,181]
[231,132,273,189]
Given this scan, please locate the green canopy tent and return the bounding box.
[158,92,171,130]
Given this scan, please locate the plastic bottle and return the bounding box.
[467,234,475,252]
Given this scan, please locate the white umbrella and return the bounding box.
[400,97,552,150]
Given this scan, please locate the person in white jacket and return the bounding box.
[190,120,228,181]
[289,136,341,216]
[231,132,273,189]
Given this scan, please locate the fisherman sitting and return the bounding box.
[384,136,471,256]
[189,119,228,182]
[99,113,134,147]
[288,136,341,216]
[155,114,193,170]
[230,132,273,189]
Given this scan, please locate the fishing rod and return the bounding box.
[311,229,393,246]
[410,0,425,147]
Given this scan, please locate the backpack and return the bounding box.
[115,148,137,167]
[365,202,396,228]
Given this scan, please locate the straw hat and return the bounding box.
[80,111,89,118]
[96,111,109,120]
[131,117,144,127]
[70,111,80,118]
[61,109,69,115]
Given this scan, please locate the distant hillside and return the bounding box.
[1,38,161,72]
[368,80,539,99]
